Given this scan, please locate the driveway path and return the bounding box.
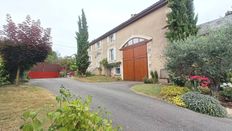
[29,78,232,131]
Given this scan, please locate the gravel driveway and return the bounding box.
[29,78,232,131]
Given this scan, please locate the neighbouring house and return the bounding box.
[198,14,232,35]
[88,0,169,81]
[28,63,62,79]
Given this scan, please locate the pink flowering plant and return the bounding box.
[189,75,210,91]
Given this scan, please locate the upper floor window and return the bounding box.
[108,48,116,61]
[96,41,101,49]
[89,45,92,51]
[122,37,147,48]
[107,33,116,43]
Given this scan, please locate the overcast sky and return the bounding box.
[0,0,232,56]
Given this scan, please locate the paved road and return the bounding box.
[29,78,232,131]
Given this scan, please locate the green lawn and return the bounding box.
[131,84,164,98]
[0,85,56,130]
[73,75,121,82]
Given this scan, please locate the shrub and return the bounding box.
[169,74,187,87]
[182,92,227,117]
[199,87,211,95]
[21,86,119,131]
[143,76,153,84]
[85,71,93,77]
[171,96,186,107]
[160,86,190,100]
[0,58,9,86]
[220,83,232,101]
[150,71,158,84]
[165,25,232,91]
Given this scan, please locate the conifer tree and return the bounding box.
[76,9,90,75]
[166,0,198,42]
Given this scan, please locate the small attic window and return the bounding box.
[123,37,147,48]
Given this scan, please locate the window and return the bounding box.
[123,37,147,48]
[89,46,92,51]
[108,48,115,61]
[89,55,92,62]
[108,33,116,43]
[115,66,121,75]
[96,41,101,49]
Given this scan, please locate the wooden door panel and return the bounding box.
[123,48,134,60]
[134,58,148,81]
[133,44,147,58]
[123,60,134,81]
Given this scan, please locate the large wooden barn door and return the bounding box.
[122,43,148,81]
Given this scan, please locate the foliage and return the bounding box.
[160,86,190,102]
[20,112,43,131]
[0,14,51,84]
[59,71,67,77]
[220,83,232,101]
[199,86,211,95]
[143,76,153,84]
[45,51,59,64]
[166,0,198,42]
[169,74,187,86]
[165,25,232,92]
[171,96,186,107]
[150,70,158,84]
[182,92,227,117]
[0,58,9,86]
[21,86,119,131]
[59,56,77,71]
[100,58,121,69]
[76,10,90,75]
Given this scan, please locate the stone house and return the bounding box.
[87,0,169,81]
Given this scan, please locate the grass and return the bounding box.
[131,84,164,98]
[0,84,56,130]
[73,75,121,82]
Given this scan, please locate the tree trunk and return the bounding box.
[16,67,20,86]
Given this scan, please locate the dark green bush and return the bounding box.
[143,76,153,84]
[220,88,232,102]
[0,58,9,86]
[182,92,227,117]
[150,71,158,84]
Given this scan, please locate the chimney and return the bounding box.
[131,14,137,18]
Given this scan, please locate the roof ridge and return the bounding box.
[89,0,168,45]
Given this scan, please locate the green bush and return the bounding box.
[165,25,232,91]
[150,71,158,84]
[199,87,211,95]
[21,86,119,131]
[143,76,153,84]
[182,92,227,117]
[0,58,9,86]
[220,88,232,102]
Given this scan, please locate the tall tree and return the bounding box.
[166,0,198,42]
[76,9,90,75]
[0,14,51,85]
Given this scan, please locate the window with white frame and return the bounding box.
[107,33,116,43]
[96,41,101,49]
[115,66,121,75]
[108,48,115,61]
[89,55,92,62]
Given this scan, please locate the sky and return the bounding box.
[0,0,232,56]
